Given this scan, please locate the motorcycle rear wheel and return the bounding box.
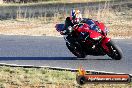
[66,42,86,58]
[106,40,123,60]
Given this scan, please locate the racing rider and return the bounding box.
[62,9,101,40]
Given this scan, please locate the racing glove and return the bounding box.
[61,26,73,35]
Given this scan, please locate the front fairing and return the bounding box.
[96,22,109,36]
[88,30,102,40]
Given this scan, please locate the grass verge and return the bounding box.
[0,65,131,88]
[0,0,113,6]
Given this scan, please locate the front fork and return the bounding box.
[101,37,111,53]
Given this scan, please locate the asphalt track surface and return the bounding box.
[0,35,132,75]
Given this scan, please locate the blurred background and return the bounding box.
[0,0,131,38]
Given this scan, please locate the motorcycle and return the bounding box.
[55,20,123,60]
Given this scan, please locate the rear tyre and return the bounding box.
[66,42,86,58]
[106,40,123,60]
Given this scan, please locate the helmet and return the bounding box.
[70,9,82,24]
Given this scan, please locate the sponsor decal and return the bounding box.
[76,66,131,85]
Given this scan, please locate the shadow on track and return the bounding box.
[0,57,112,60]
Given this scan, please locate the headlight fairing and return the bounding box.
[93,36,102,40]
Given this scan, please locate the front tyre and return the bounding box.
[106,40,123,60]
[66,42,86,58]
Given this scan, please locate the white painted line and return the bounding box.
[0,63,131,76]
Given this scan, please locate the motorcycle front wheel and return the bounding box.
[106,40,123,60]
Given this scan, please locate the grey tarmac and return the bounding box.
[0,35,132,75]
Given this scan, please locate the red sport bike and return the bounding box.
[55,20,123,60]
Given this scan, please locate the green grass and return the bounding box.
[0,66,76,87]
